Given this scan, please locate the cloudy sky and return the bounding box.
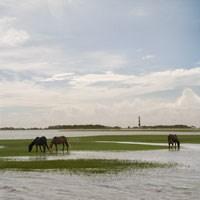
[1,0,200,128]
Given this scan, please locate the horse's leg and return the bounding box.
[43,145,46,153]
[55,144,58,153]
[52,144,54,152]
[169,142,172,150]
[65,141,69,152]
[67,143,69,152]
[62,143,65,152]
[175,142,177,149]
[36,145,38,153]
[46,143,49,152]
[39,145,42,152]
[49,143,53,153]
[171,142,174,150]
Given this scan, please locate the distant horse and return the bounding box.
[28,136,49,153]
[168,134,180,150]
[50,136,69,153]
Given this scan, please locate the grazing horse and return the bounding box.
[168,134,180,150]
[28,136,49,153]
[50,136,69,153]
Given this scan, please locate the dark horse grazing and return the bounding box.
[168,134,180,150]
[50,136,69,153]
[28,136,49,153]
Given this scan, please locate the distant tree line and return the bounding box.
[134,125,195,129]
[0,124,196,130]
[47,124,121,129]
[0,127,42,130]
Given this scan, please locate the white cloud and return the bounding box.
[42,67,200,96]
[142,54,155,60]
[0,17,30,47]
[175,88,200,108]
[1,67,200,127]
[42,72,75,82]
[0,46,64,72]
[1,80,200,127]
[0,1,199,127]
[0,47,128,73]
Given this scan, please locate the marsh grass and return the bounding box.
[75,134,200,143]
[0,134,199,157]
[0,159,173,173]
[0,139,166,157]
[0,134,185,173]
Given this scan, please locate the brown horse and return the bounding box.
[168,134,180,150]
[50,136,69,152]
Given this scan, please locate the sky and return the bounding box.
[0,0,200,128]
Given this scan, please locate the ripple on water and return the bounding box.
[1,143,200,199]
[0,167,199,200]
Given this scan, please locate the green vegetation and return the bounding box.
[0,135,200,157]
[0,134,200,157]
[0,159,172,173]
[0,138,166,157]
[0,134,198,173]
[73,134,200,144]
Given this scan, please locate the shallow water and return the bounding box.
[0,131,200,199]
[0,168,199,200]
[0,129,199,139]
[0,143,200,199]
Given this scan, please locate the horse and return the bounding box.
[28,136,49,153]
[49,136,69,153]
[168,134,180,150]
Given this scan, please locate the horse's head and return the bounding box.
[28,143,33,152]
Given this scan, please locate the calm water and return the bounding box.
[0,144,200,200]
[0,130,200,199]
[0,129,199,139]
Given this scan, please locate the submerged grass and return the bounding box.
[0,159,173,173]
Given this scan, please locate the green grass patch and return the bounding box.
[72,134,200,144]
[70,141,166,151]
[0,134,199,157]
[0,134,185,173]
[0,139,166,157]
[0,159,172,173]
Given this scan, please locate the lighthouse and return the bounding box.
[138,116,141,128]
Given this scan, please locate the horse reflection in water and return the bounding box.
[50,136,69,153]
[168,134,180,150]
[28,136,49,153]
